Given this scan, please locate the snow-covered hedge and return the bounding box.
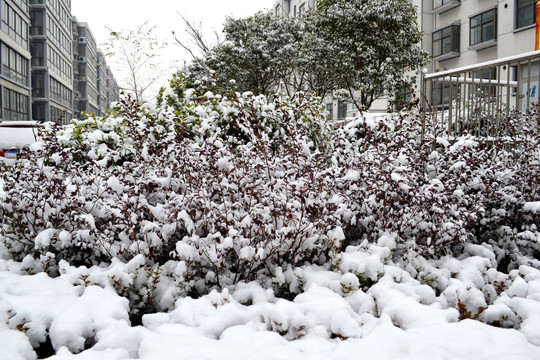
[0,82,338,298]
[334,108,539,266]
[1,77,539,323]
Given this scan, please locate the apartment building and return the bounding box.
[72,18,99,120]
[0,0,32,121]
[105,65,119,110]
[29,0,73,124]
[419,0,536,72]
[273,0,539,117]
[0,0,119,123]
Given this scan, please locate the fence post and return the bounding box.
[421,71,426,144]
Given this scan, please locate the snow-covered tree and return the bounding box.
[313,0,429,111]
[204,12,304,96]
[104,22,169,104]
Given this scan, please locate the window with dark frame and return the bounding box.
[299,3,306,19]
[395,83,413,110]
[3,88,28,121]
[2,44,28,85]
[337,101,347,119]
[470,8,496,46]
[432,25,460,58]
[326,102,333,119]
[433,0,460,10]
[433,82,458,107]
[516,0,536,29]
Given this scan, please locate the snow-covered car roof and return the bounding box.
[0,121,43,149]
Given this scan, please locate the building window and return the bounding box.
[30,10,44,35]
[275,4,281,16]
[32,103,45,121]
[470,9,496,46]
[299,3,306,19]
[293,5,297,17]
[395,83,413,110]
[470,68,498,98]
[2,44,28,85]
[2,3,29,49]
[433,0,460,12]
[432,82,458,107]
[337,100,347,119]
[31,73,45,98]
[49,76,72,108]
[432,25,460,59]
[326,102,333,119]
[516,0,536,29]
[12,0,28,13]
[30,42,44,66]
[3,88,28,121]
[51,106,68,124]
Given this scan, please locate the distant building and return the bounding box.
[0,0,32,121]
[72,18,99,120]
[105,65,119,110]
[417,0,536,72]
[72,20,119,120]
[29,0,73,124]
[0,0,119,123]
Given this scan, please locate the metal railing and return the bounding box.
[421,50,540,138]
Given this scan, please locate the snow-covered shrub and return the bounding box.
[0,81,340,295]
[334,111,478,257]
[334,105,539,264]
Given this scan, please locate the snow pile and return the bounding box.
[1,242,540,359]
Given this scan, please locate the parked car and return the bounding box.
[0,121,44,165]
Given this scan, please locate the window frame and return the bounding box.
[469,8,497,48]
[298,3,306,19]
[432,24,460,61]
[515,0,536,30]
[337,100,347,119]
[433,0,460,14]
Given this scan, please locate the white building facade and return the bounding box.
[418,0,536,73]
[273,0,539,117]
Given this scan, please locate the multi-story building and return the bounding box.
[273,0,539,117]
[0,1,119,123]
[419,0,536,73]
[96,50,107,116]
[416,0,538,113]
[30,0,73,124]
[72,17,99,119]
[0,0,32,121]
[72,18,119,120]
[106,65,119,109]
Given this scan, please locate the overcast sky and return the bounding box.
[71,0,277,95]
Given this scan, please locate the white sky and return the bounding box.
[71,0,277,95]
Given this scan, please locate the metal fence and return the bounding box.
[421,50,540,138]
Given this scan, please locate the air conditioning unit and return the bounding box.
[79,56,87,62]
[79,37,87,43]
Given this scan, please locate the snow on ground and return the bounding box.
[1,243,540,360]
